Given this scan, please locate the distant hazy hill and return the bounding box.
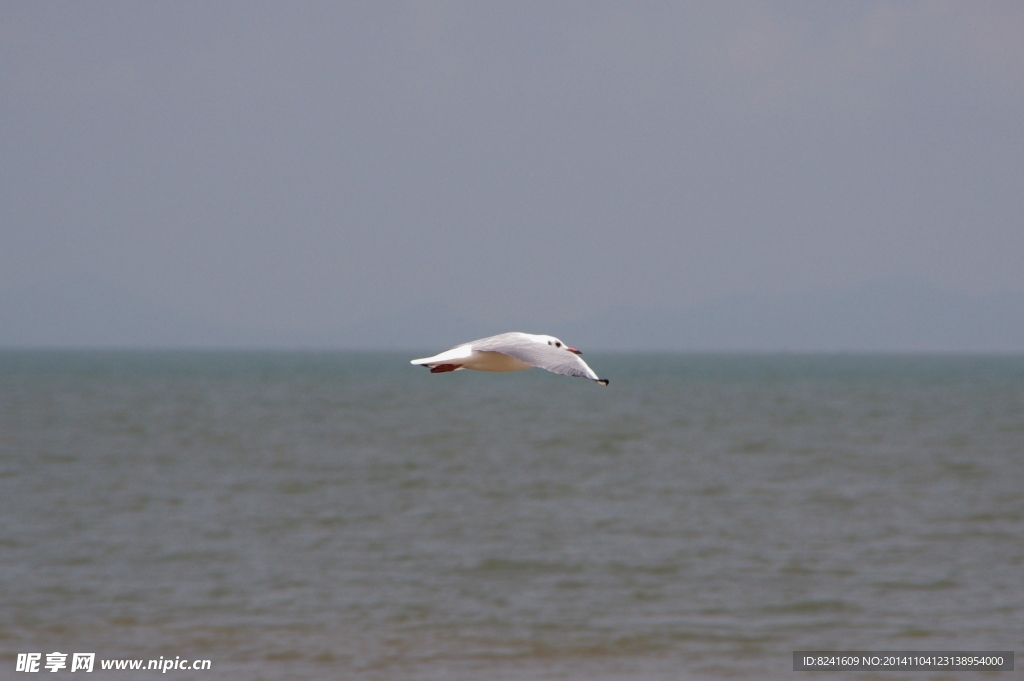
[2,278,1022,352]
[569,281,1024,352]
[0,278,236,348]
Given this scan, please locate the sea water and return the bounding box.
[1,352,1021,680]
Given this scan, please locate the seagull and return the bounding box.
[411,332,609,386]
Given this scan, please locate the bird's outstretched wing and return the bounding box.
[471,333,605,383]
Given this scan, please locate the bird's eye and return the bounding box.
[556,342,561,347]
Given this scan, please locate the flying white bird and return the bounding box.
[411,332,609,386]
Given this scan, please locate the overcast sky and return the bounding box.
[2,2,1023,347]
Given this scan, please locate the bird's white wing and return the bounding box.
[471,333,605,383]
[411,333,528,366]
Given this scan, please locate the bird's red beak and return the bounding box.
[567,347,582,355]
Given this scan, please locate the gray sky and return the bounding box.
[2,2,1023,348]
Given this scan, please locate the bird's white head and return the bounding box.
[542,335,582,354]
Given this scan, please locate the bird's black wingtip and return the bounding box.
[596,378,609,386]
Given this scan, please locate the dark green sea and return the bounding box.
[1,352,1021,680]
